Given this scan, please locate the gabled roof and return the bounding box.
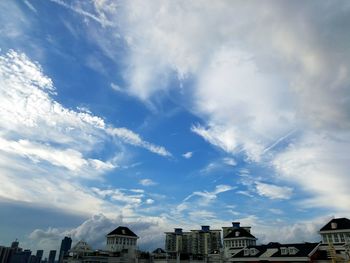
[232,242,320,258]
[320,218,350,231]
[224,228,256,239]
[107,226,138,237]
[71,240,93,252]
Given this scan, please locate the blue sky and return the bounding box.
[1,0,350,255]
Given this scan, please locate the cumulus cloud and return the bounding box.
[29,213,169,251]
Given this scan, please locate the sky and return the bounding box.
[1,0,350,256]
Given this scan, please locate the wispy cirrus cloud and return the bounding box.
[255,182,293,200]
[0,50,170,216]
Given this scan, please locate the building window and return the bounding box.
[244,249,249,256]
[340,234,345,243]
[250,248,257,256]
[281,247,287,255]
[334,234,339,243]
[288,247,298,255]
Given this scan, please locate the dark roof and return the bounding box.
[152,248,166,254]
[232,242,319,258]
[320,218,350,231]
[107,226,137,237]
[224,228,256,239]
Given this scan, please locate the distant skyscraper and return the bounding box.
[35,250,43,263]
[48,251,56,263]
[58,237,71,263]
[10,241,19,250]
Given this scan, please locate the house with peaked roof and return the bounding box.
[223,222,257,259]
[106,226,138,259]
[318,218,350,262]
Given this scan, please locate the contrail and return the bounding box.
[263,128,297,154]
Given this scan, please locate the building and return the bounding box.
[58,237,72,263]
[318,217,350,262]
[9,249,32,263]
[48,251,56,263]
[106,226,138,259]
[0,246,12,263]
[165,228,192,256]
[190,226,221,256]
[165,226,221,259]
[223,222,257,259]
[35,251,43,263]
[230,242,321,262]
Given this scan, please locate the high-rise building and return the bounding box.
[48,251,56,263]
[0,246,12,263]
[190,226,221,256]
[58,237,71,263]
[35,251,43,263]
[165,226,221,257]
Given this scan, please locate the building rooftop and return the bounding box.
[107,226,138,237]
[224,228,256,239]
[319,218,350,231]
[232,242,320,258]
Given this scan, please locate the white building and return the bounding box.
[223,222,257,259]
[318,218,350,262]
[106,226,139,258]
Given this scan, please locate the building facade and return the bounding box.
[318,218,350,262]
[58,237,72,263]
[223,222,257,259]
[165,226,221,259]
[106,226,138,259]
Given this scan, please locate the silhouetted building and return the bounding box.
[58,237,71,263]
[0,246,12,263]
[48,251,55,263]
[35,251,43,263]
[9,249,31,263]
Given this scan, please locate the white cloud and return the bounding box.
[139,179,157,186]
[273,132,350,212]
[107,127,171,157]
[0,50,170,217]
[110,82,124,93]
[182,151,193,159]
[223,157,237,166]
[145,199,155,205]
[183,184,234,205]
[29,213,170,251]
[255,182,293,200]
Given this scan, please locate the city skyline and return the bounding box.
[1,0,350,254]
